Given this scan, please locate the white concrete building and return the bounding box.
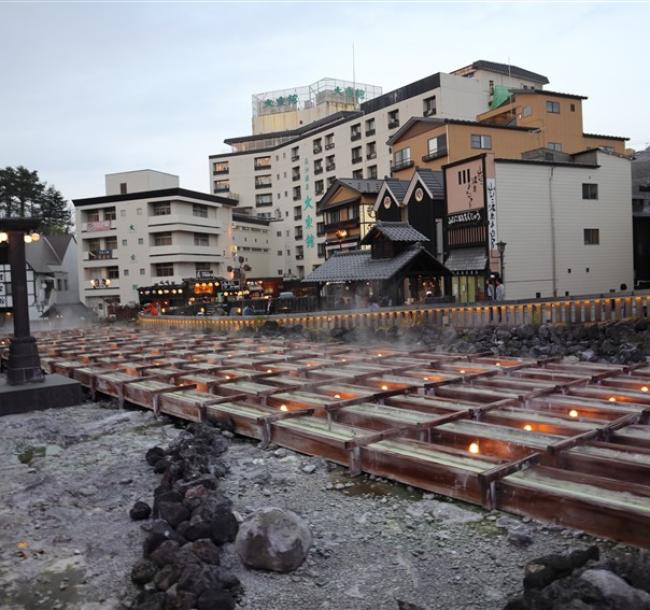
[73,170,237,314]
[209,60,549,278]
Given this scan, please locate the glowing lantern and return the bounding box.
[495,362,501,367]
[608,397,617,403]
[459,369,466,374]
[334,394,341,399]
[569,409,578,418]
[641,386,648,393]
[280,404,288,412]
[468,442,480,455]
[423,377,429,381]
[523,424,533,432]
[381,385,389,391]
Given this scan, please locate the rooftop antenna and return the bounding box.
[352,42,356,110]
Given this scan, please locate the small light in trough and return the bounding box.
[495,362,501,367]
[280,404,288,412]
[377,353,383,357]
[569,409,579,418]
[334,393,341,399]
[225,375,231,380]
[266,369,272,373]
[642,386,649,393]
[423,377,429,381]
[468,442,480,455]
[608,397,617,403]
[459,369,466,374]
[523,424,533,432]
[381,385,389,391]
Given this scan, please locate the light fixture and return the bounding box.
[0,232,7,243]
[468,442,480,455]
[459,369,466,374]
[381,385,389,391]
[334,393,341,399]
[495,362,501,367]
[569,409,578,418]
[280,404,288,412]
[423,377,429,381]
[608,397,616,403]
[641,386,648,393]
[523,424,533,432]
[31,232,40,242]
[24,235,32,244]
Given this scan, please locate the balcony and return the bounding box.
[366,152,377,160]
[254,163,272,171]
[81,219,116,233]
[313,145,323,154]
[388,118,400,129]
[351,155,363,165]
[351,132,362,142]
[212,167,229,175]
[422,148,448,162]
[84,249,116,261]
[365,128,376,137]
[292,192,301,201]
[314,166,323,175]
[291,154,299,162]
[296,254,304,260]
[392,159,414,172]
[325,142,335,150]
[292,173,300,182]
[149,213,220,229]
[255,182,272,190]
[324,217,359,233]
[213,185,230,193]
[85,279,120,292]
[326,163,336,172]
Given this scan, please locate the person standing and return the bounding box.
[495,280,505,301]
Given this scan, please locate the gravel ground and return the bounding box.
[0,402,628,610]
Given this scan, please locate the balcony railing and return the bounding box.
[366,152,377,160]
[254,164,272,171]
[255,182,272,190]
[296,254,304,260]
[351,132,362,141]
[351,155,363,165]
[313,145,323,154]
[326,163,336,172]
[392,159,414,172]
[82,219,116,232]
[214,185,230,193]
[388,118,400,129]
[422,148,448,162]
[292,173,300,182]
[325,142,335,150]
[291,154,299,162]
[85,249,116,261]
[314,166,323,175]
[212,168,229,175]
[293,192,301,201]
[365,128,376,137]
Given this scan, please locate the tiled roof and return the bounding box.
[417,169,445,198]
[360,221,429,245]
[304,243,438,283]
[337,178,384,194]
[445,247,488,272]
[384,178,409,201]
[461,60,549,84]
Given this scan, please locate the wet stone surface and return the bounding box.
[0,401,637,610]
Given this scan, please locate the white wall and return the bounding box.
[495,152,633,300]
[105,170,179,195]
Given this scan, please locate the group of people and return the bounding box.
[487,279,506,302]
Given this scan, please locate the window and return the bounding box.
[139,268,145,275]
[316,221,325,236]
[548,142,562,152]
[545,100,560,113]
[213,179,230,192]
[120,182,127,194]
[570,103,576,112]
[120,209,126,217]
[325,133,335,150]
[352,146,362,164]
[195,262,211,273]
[213,161,229,174]
[393,147,412,170]
[315,180,324,196]
[582,184,599,200]
[152,201,171,216]
[292,166,300,181]
[86,210,100,222]
[137,208,143,215]
[423,96,437,116]
[138,237,144,245]
[293,186,301,201]
[366,141,376,159]
[425,134,447,160]
[471,134,492,149]
[193,204,208,218]
[388,109,399,128]
[154,263,174,277]
[291,147,299,161]
[194,233,209,246]
[294,205,302,221]
[522,105,532,118]
[365,118,375,136]
[107,266,119,279]
[256,193,273,207]
[352,169,363,179]
[277,250,282,256]
[317,243,326,258]
[255,174,272,189]
[294,226,303,240]
[314,159,323,174]
[584,228,600,245]
[313,138,322,154]
[296,245,304,259]
[457,169,471,184]
[104,207,116,221]
[153,232,172,246]
[326,155,335,171]
[325,209,341,224]
[350,124,361,141]
[489,80,494,95]
[64,279,68,291]
[367,165,378,179]
[123,269,129,277]
[327,176,336,187]
[120,239,127,247]
[254,156,272,171]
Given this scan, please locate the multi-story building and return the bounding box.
[632,147,650,287]
[72,170,237,314]
[209,61,549,276]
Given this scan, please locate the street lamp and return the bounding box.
[336,229,348,251]
[496,241,507,284]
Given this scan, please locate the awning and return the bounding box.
[444,248,487,273]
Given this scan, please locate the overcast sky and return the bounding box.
[0,1,647,202]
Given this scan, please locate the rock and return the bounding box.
[524,546,599,590]
[158,501,190,528]
[186,539,220,565]
[153,458,170,474]
[580,569,650,608]
[143,521,182,557]
[508,529,534,548]
[150,540,180,568]
[131,559,158,586]
[197,590,235,610]
[146,446,166,466]
[153,563,179,591]
[301,464,316,474]
[235,507,312,572]
[130,501,152,521]
[209,509,239,545]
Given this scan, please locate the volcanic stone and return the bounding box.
[130,501,152,521]
[145,446,166,466]
[131,558,158,585]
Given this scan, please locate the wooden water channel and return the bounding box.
[26,327,650,548]
[140,290,650,332]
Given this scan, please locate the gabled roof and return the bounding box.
[317,178,384,213]
[403,168,445,204]
[44,234,74,261]
[72,187,238,207]
[453,60,549,85]
[26,235,73,273]
[509,88,587,100]
[373,179,410,212]
[303,243,445,283]
[360,221,429,245]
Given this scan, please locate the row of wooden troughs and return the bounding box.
[22,327,650,548]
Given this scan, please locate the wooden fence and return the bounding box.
[139,291,650,332]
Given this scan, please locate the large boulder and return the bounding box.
[235,507,312,572]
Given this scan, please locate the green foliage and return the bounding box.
[286,94,299,105]
[0,166,72,234]
[263,98,274,107]
[276,96,286,106]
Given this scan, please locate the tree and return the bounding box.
[0,166,72,234]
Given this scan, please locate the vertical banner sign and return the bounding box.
[303,157,315,248]
[486,177,498,250]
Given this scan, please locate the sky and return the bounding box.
[0,1,648,202]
